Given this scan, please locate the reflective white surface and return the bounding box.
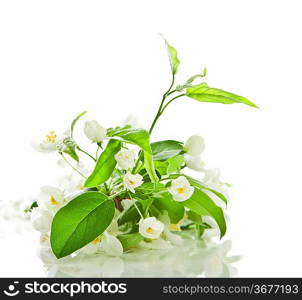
[45,237,239,278]
[0,213,239,278]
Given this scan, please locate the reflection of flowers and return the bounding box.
[41,236,240,278]
[203,241,240,277]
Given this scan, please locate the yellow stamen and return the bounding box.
[170,224,181,231]
[40,234,49,243]
[146,227,153,233]
[91,236,102,245]
[45,131,57,144]
[50,196,58,205]
[177,187,185,194]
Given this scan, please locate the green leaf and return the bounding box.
[84,139,121,187]
[154,160,169,176]
[186,83,258,108]
[154,155,184,175]
[153,184,185,223]
[187,176,228,205]
[183,188,226,238]
[24,201,38,213]
[151,140,183,161]
[71,111,87,138]
[187,210,203,225]
[58,137,79,162]
[162,36,180,75]
[166,155,184,174]
[107,126,151,153]
[50,191,115,258]
[117,233,143,250]
[117,202,143,226]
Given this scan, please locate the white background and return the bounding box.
[1,0,302,277]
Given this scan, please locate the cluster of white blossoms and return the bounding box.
[29,115,227,262]
[23,37,254,268]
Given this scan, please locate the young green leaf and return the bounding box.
[166,155,185,174]
[50,191,115,258]
[58,137,79,162]
[84,139,121,187]
[186,83,258,108]
[154,155,184,175]
[71,111,87,138]
[182,188,226,238]
[154,160,169,176]
[186,176,228,205]
[117,233,143,250]
[107,126,152,154]
[162,36,180,75]
[151,140,183,161]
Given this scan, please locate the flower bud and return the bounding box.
[184,135,205,156]
[83,120,106,142]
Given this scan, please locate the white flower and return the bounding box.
[139,217,164,239]
[184,135,205,156]
[58,172,86,195]
[203,241,239,277]
[168,176,194,202]
[40,233,50,247]
[31,208,53,233]
[184,154,205,172]
[83,120,106,142]
[37,245,57,264]
[123,172,143,193]
[203,168,225,188]
[78,236,102,256]
[32,131,59,153]
[122,114,138,127]
[37,186,64,212]
[114,149,136,170]
[100,232,123,257]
